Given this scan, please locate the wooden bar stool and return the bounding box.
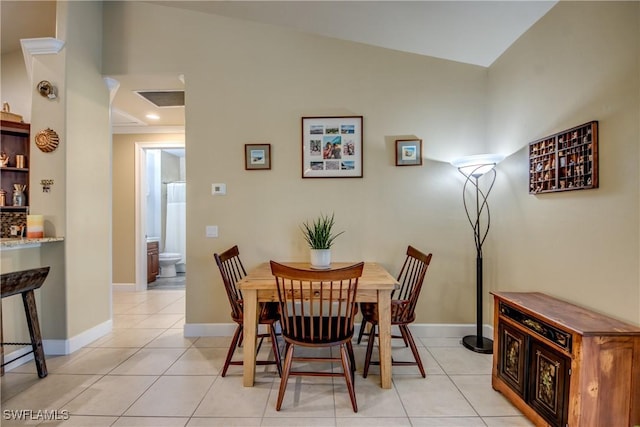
[1,266,50,378]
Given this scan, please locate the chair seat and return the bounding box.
[231,301,280,324]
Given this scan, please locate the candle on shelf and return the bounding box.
[26,214,44,238]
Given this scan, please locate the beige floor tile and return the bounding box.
[145,328,197,348]
[409,417,486,426]
[482,416,536,426]
[193,375,272,418]
[336,417,411,426]
[450,375,522,417]
[163,347,226,375]
[261,417,337,426]
[112,416,188,426]
[109,348,187,375]
[65,375,158,416]
[113,314,150,329]
[393,376,477,417]
[334,375,406,418]
[428,346,493,375]
[192,336,233,348]
[132,314,185,329]
[8,347,96,375]
[124,376,215,417]
[1,372,42,402]
[187,417,261,426]
[420,337,464,347]
[2,374,102,413]
[52,347,139,375]
[38,415,118,426]
[90,328,165,348]
[263,379,336,418]
[158,299,186,315]
[353,344,445,376]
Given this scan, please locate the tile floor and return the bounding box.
[1,289,534,426]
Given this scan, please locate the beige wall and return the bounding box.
[105,1,640,328]
[487,1,640,324]
[104,1,488,325]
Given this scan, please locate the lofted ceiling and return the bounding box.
[1,1,556,132]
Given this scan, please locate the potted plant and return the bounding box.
[300,213,345,269]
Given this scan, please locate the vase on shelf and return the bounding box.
[12,184,26,206]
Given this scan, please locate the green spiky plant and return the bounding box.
[300,213,345,249]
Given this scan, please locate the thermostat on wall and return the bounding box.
[212,183,226,195]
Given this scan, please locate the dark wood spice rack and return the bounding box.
[529,121,598,194]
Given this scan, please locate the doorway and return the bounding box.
[134,142,185,291]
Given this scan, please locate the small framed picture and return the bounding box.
[245,144,271,170]
[395,139,422,166]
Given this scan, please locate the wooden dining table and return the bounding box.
[237,261,399,389]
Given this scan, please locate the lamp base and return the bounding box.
[462,335,493,354]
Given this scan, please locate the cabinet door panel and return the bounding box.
[498,322,527,398]
[529,339,570,427]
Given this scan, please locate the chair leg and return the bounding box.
[340,344,358,412]
[276,343,295,411]
[346,340,356,373]
[221,324,242,377]
[269,323,282,377]
[362,323,376,378]
[357,319,368,344]
[401,325,426,378]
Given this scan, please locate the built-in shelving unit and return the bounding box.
[1,120,30,210]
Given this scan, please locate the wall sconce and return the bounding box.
[37,80,57,100]
[451,153,505,354]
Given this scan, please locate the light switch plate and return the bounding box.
[211,183,226,195]
[206,225,218,238]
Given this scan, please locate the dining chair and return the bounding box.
[214,245,282,377]
[357,245,432,378]
[270,261,364,412]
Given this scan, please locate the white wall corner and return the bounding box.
[103,77,120,105]
[21,37,66,82]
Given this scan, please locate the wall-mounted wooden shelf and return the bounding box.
[529,121,598,194]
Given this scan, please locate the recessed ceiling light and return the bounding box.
[146,113,160,120]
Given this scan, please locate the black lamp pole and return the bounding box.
[458,164,496,354]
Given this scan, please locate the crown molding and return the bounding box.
[21,37,65,81]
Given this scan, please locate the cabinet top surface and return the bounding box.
[1,120,30,132]
[492,291,640,336]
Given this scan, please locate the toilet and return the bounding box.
[158,253,182,277]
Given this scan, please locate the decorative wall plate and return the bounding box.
[35,128,60,153]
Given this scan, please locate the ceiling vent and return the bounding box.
[135,90,184,107]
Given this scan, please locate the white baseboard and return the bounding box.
[112,282,136,292]
[3,319,113,372]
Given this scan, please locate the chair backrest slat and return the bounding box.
[270,261,364,344]
[392,246,432,322]
[214,245,247,319]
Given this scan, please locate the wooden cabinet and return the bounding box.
[492,292,640,427]
[0,120,30,210]
[529,121,598,194]
[147,241,159,283]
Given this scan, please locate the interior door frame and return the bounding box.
[134,141,185,291]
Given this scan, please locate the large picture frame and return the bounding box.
[245,144,271,170]
[301,116,363,178]
[395,139,422,166]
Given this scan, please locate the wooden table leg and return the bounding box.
[242,289,258,387]
[22,290,47,378]
[377,289,392,389]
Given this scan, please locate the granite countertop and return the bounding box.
[0,237,65,248]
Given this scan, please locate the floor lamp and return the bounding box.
[451,154,504,354]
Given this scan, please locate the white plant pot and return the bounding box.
[310,249,331,269]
